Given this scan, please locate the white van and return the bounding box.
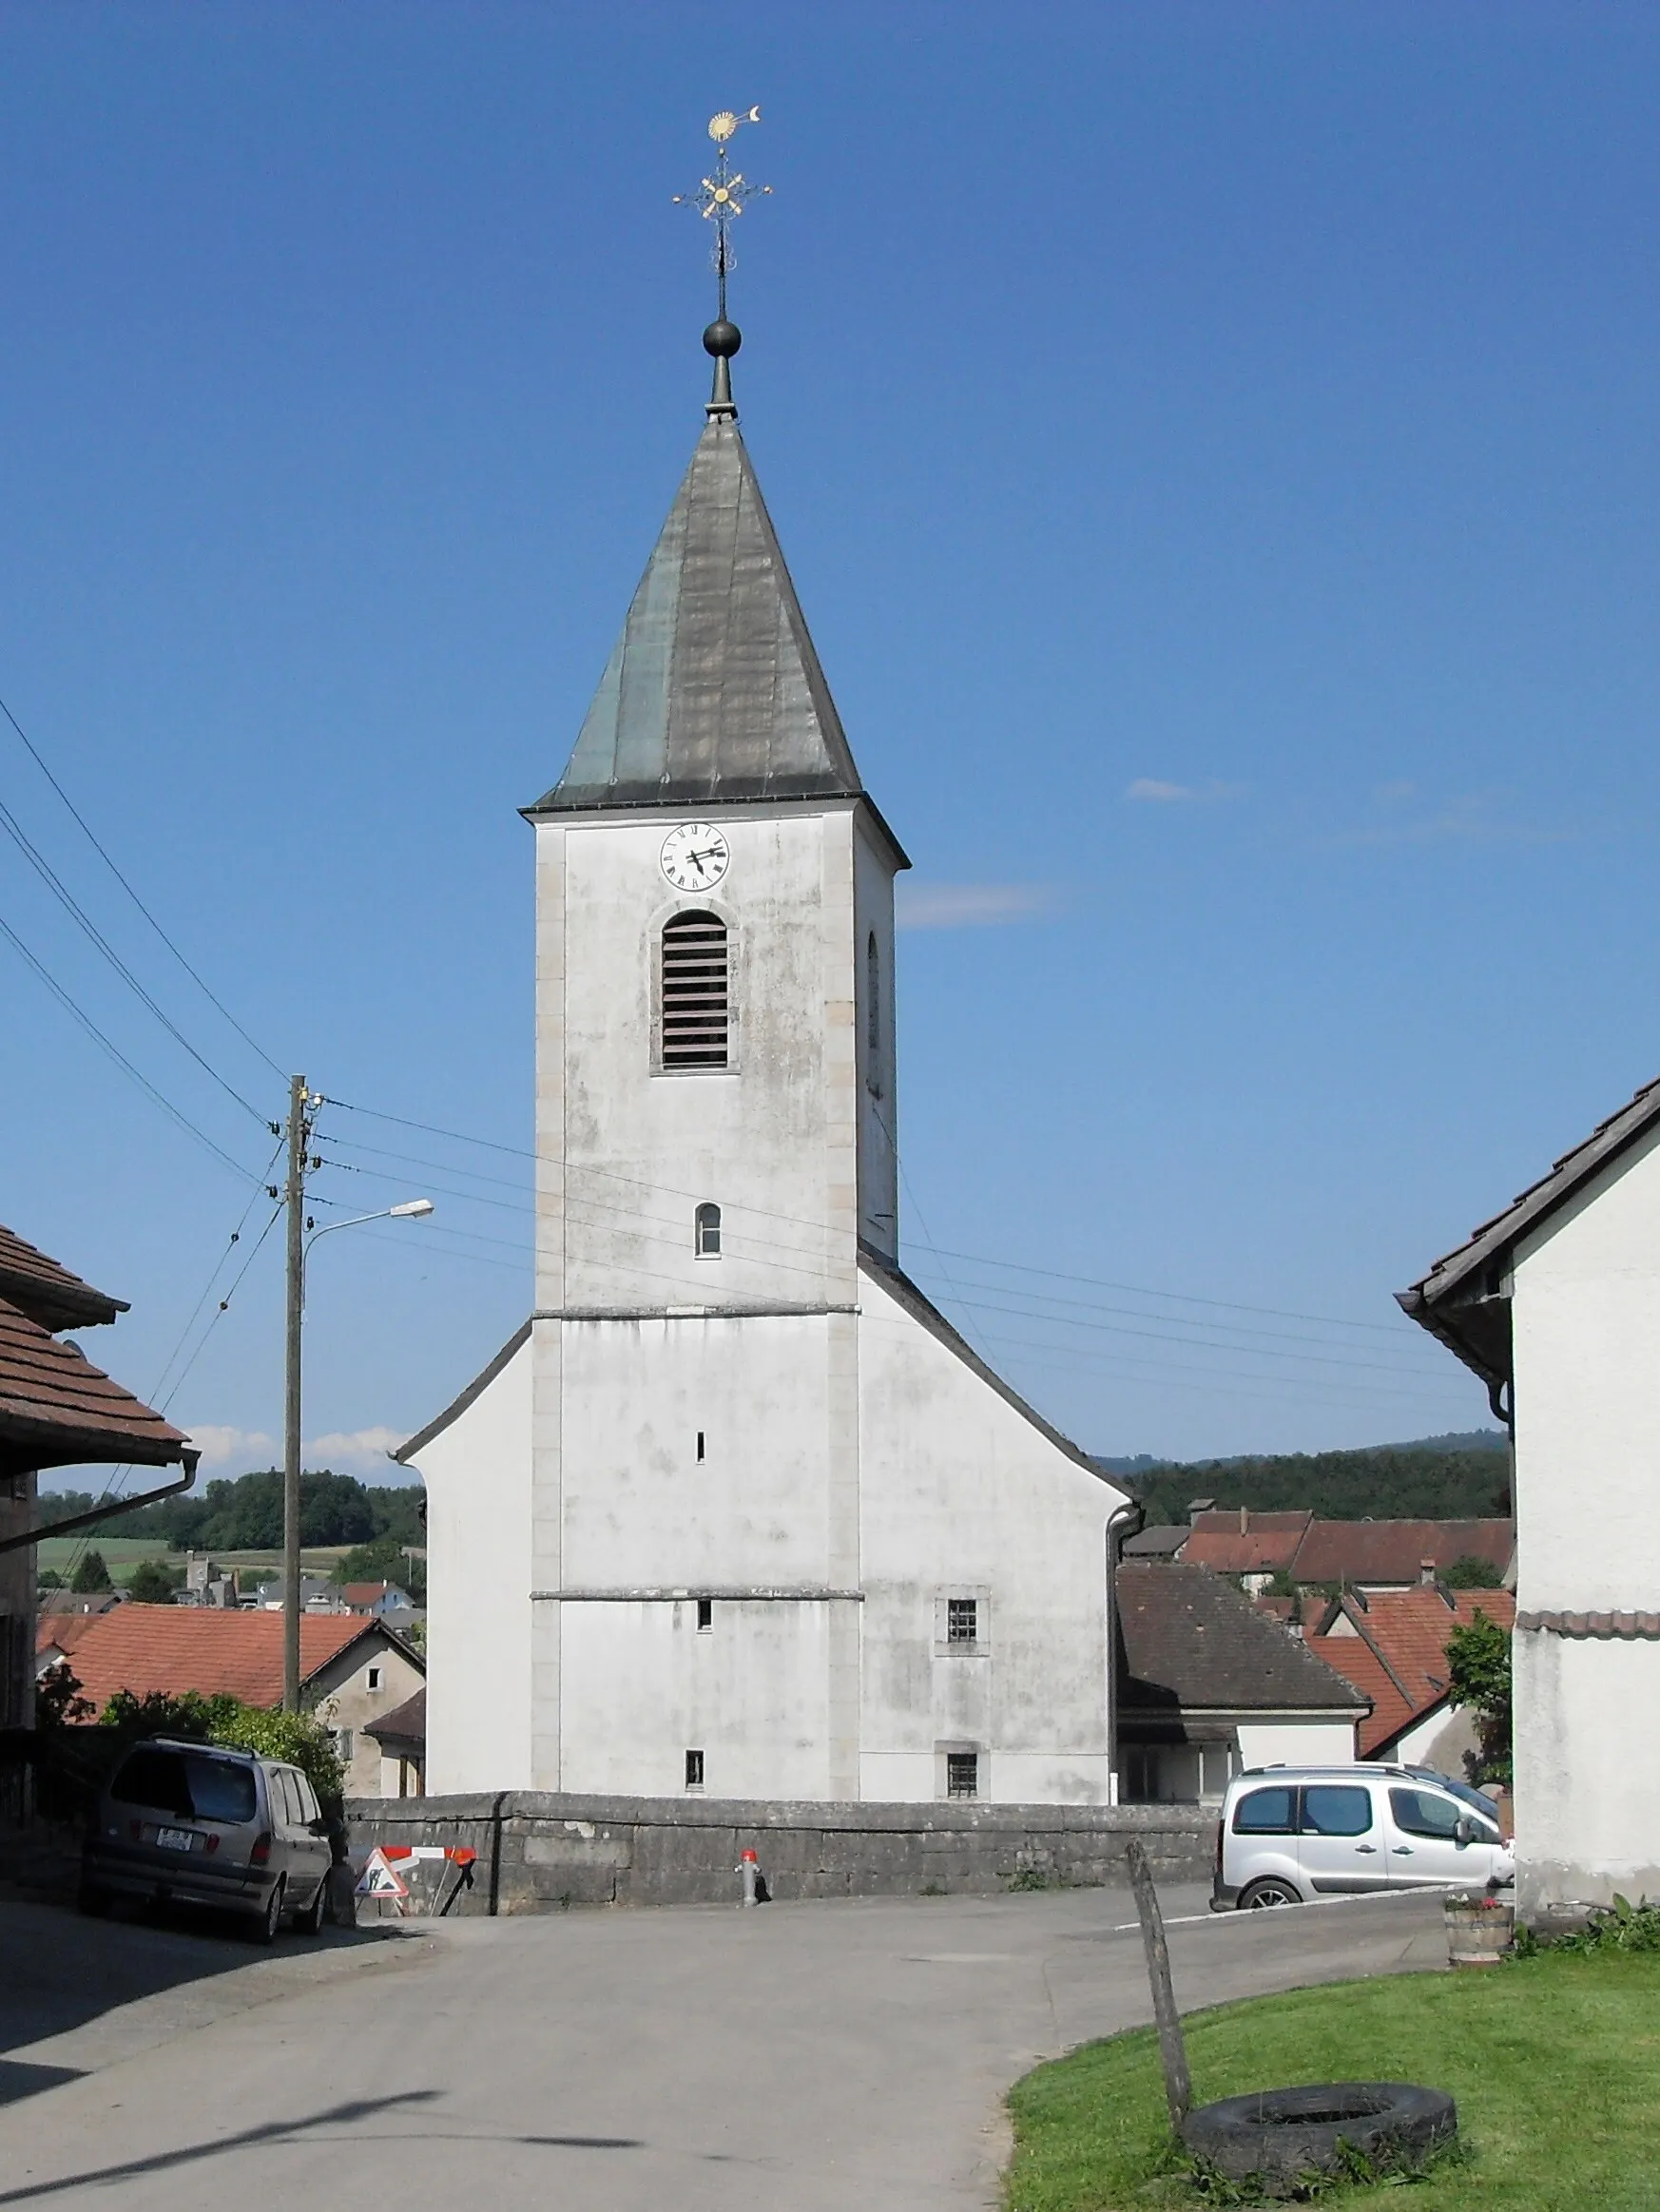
[1211,1764,1515,1910]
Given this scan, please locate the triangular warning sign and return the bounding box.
[356,1847,409,1898]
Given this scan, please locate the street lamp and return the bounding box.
[283,1197,434,1711]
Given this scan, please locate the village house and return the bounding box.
[1306,1579,1516,1770]
[1129,1506,1515,1597]
[35,1604,423,1798]
[398,320,1138,1804]
[0,1221,195,1736]
[1115,1562,1369,1804]
[1399,1070,1660,1919]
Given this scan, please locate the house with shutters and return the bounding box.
[1399,1070,1660,1919]
[398,317,1138,1805]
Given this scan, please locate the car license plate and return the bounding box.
[155,1825,192,1852]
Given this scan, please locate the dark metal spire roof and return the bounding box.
[527,411,868,815]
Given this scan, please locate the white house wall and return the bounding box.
[857,1266,1124,1805]
[415,1333,533,1794]
[1512,1120,1660,1911]
[1234,1718,1358,1769]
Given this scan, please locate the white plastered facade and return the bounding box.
[1508,1122,1660,1914]
[409,795,1131,1801]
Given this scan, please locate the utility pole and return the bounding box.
[282,1072,311,1713]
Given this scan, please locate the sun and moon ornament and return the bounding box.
[674,105,772,379]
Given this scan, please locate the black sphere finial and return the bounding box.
[704,318,743,359]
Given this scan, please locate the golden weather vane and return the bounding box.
[673,105,772,325]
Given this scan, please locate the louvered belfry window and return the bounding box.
[661,910,729,1069]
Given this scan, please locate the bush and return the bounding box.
[125,1560,181,1605]
[209,1706,346,1829]
[1553,1895,1660,1955]
[1444,1607,1512,1784]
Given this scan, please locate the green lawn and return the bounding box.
[1005,1952,1660,2211]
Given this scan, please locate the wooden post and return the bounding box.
[1125,1835,1192,2134]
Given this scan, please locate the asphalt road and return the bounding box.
[0,1883,1449,2208]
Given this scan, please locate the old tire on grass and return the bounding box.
[1182,2082,1457,2194]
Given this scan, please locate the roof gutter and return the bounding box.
[0,1449,200,1558]
[1104,1492,1144,1807]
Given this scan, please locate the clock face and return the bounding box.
[660,822,730,894]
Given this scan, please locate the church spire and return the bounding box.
[527,107,877,821]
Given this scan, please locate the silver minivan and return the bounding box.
[1211,1763,1515,1910]
[80,1737,334,1942]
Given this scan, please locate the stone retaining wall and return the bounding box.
[342,1791,1218,1913]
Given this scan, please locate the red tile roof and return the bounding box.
[0,1221,125,1333]
[1309,1587,1515,1757]
[1180,1510,1311,1575]
[31,1605,412,1714]
[1288,1519,1513,1587]
[0,1296,189,1480]
[340,1582,407,1608]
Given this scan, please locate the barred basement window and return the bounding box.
[661,911,729,1068]
[694,1202,722,1256]
[946,1597,978,1645]
[946,1752,978,1799]
[685,1748,705,1790]
[696,1598,713,1632]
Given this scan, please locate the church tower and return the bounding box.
[403,152,1130,1804]
[519,316,904,1797]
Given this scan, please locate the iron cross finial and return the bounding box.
[673,105,771,323]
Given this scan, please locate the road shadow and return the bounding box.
[0,1896,398,2064]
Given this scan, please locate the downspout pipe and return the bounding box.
[1105,1492,1145,1808]
[0,1449,200,1558]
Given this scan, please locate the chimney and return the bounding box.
[1419,1557,1437,1587]
[1187,1497,1215,1527]
[1240,1506,1249,1536]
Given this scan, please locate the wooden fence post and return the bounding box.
[1125,1835,1192,2134]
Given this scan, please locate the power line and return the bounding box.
[0,905,259,1182]
[0,688,286,1080]
[0,786,265,1123]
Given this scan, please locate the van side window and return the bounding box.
[1301,1785,1372,1837]
[1389,1787,1465,1840]
[275,1770,301,1826]
[1232,1785,1297,1835]
[296,1773,321,1823]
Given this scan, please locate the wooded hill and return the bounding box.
[38,1469,425,1553]
[1096,1433,1511,1525]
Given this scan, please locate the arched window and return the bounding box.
[661,910,728,1069]
[694,1202,722,1258]
[866,932,880,1057]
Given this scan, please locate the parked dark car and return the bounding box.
[80,1737,332,1942]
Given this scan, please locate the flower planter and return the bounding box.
[1445,1895,1514,1966]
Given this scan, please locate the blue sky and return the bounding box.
[4,2,1655,1484]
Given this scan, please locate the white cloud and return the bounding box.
[186,1423,275,1469]
[896,883,1054,931]
[305,1426,408,1471]
[1126,778,1245,803]
[178,1422,407,1477]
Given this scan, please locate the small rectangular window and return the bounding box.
[685,1749,705,1791]
[945,1752,978,1799]
[696,1598,713,1631]
[946,1598,978,1645]
[366,1664,383,1691]
[696,1431,705,1464]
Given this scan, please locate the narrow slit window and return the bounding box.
[662,912,729,1068]
[695,1431,706,1464]
[866,932,880,1056]
[946,1752,978,1799]
[696,1598,713,1632]
[694,1202,722,1257]
[946,1598,978,1646]
[685,1748,705,1790]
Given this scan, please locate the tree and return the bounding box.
[1444,1608,1512,1785]
[36,1568,62,1590]
[1439,1554,1505,1590]
[70,1548,113,1594]
[35,1663,93,1728]
[126,1560,180,1605]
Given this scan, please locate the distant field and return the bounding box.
[36,1537,354,1580]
